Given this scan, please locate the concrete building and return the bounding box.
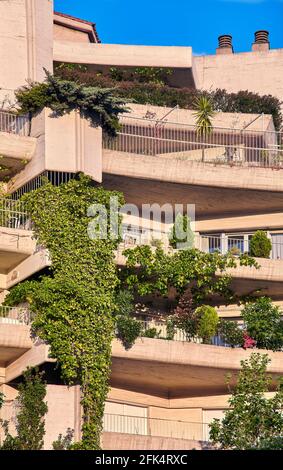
[1,0,283,449]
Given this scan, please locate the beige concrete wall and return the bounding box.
[0,0,53,104]
[44,384,81,450]
[8,109,102,193]
[54,24,90,43]
[0,132,36,162]
[126,103,274,131]
[102,432,203,450]
[103,149,283,192]
[193,49,283,100]
[53,41,193,69]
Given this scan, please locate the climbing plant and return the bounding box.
[122,244,258,305]
[4,175,124,450]
[0,367,47,450]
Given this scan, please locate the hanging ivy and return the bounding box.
[4,175,124,450]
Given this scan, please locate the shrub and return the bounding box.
[142,327,159,338]
[242,297,283,351]
[52,428,74,450]
[218,319,243,347]
[16,71,129,136]
[169,214,195,250]
[116,315,142,349]
[55,67,282,130]
[249,231,272,258]
[195,305,219,343]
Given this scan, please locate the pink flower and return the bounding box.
[243,332,257,349]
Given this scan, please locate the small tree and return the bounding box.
[169,214,195,250]
[210,353,283,450]
[249,231,272,258]
[195,305,219,344]
[242,297,283,351]
[193,96,215,161]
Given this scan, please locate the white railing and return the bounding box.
[103,115,283,168]
[103,413,211,442]
[0,306,31,325]
[118,230,283,261]
[0,110,29,137]
[0,199,31,230]
[138,319,227,346]
[199,234,283,260]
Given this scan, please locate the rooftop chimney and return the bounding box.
[252,30,270,52]
[216,34,234,54]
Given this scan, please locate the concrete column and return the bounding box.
[0,0,54,105]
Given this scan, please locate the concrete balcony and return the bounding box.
[103,107,283,218]
[102,414,210,450]
[0,307,32,367]
[110,338,283,398]
[53,41,193,69]
[7,108,103,194]
[0,111,36,178]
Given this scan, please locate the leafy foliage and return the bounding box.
[0,367,47,450]
[249,231,272,259]
[15,71,129,136]
[52,428,74,450]
[217,319,244,348]
[195,305,219,343]
[193,96,215,136]
[116,315,142,349]
[242,297,283,351]
[5,175,124,450]
[169,214,195,249]
[109,66,173,85]
[122,244,258,305]
[55,66,283,130]
[209,353,283,449]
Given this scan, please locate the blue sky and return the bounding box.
[54,0,283,55]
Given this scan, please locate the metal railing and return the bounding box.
[103,413,211,442]
[138,319,227,346]
[103,115,283,168]
[0,199,31,229]
[0,306,31,325]
[117,230,283,261]
[0,110,29,137]
[199,234,283,260]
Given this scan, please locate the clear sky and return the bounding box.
[54,0,283,55]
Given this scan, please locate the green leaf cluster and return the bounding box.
[15,71,129,136]
[209,353,283,449]
[5,174,124,449]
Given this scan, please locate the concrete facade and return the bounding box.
[1,0,283,451]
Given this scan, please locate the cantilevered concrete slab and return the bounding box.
[53,41,193,69]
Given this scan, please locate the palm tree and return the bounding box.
[193,95,215,162]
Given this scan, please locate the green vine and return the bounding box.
[5,175,124,450]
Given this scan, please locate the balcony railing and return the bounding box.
[137,319,228,347]
[103,413,211,442]
[103,115,283,168]
[0,110,29,137]
[118,230,283,260]
[0,199,31,230]
[199,234,283,260]
[0,306,31,325]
